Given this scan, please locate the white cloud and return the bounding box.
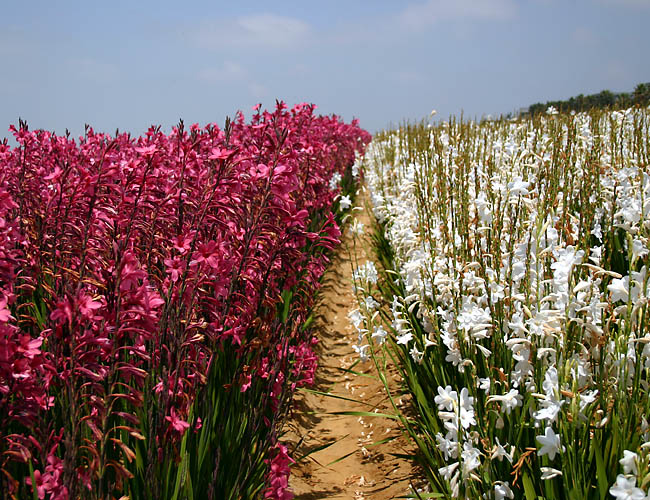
[193,13,311,50]
[400,0,517,29]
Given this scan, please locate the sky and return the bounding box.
[1,0,649,141]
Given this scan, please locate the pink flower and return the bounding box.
[164,257,184,282]
[241,373,252,392]
[50,297,73,325]
[165,407,190,434]
[172,232,194,254]
[0,296,13,322]
[208,147,235,160]
[118,253,148,291]
[77,292,102,319]
[192,241,221,269]
[26,469,46,499]
[264,443,295,500]
[0,190,18,211]
[17,334,42,359]
[134,144,157,157]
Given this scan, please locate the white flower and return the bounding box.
[459,387,474,411]
[619,450,638,475]
[487,388,522,415]
[435,385,457,412]
[339,194,352,210]
[508,177,531,197]
[353,261,378,284]
[350,218,365,237]
[491,437,513,463]
[438,461,459,482]
[329,172,342,190]
[351,162,360,179]
[534,399,564,424]
[364,295,379,311]
[396,331,413,345]
[371,325,388,345]
[475,192,493,224]
[410,344,424,364]
[608,269,646,305]
[458,388,476,429]
[352,343,371,363]
[478,377,490,392]
[494,481,514,500]
[461,441,481,477]
[445,347,463,368]
[540,467,562,480]
[534,368,564,423]
[536,426,564,460]
[608,276,630,303]
[578,390,598,415]
[632,239,649,261]
[392,316,410,334]
[348,309,364,329]
[436,432,458,460]
[609,474,646,500]
[591,221,603,240]
[542,367,559,397]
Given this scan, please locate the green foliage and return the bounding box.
[525,83,650,116]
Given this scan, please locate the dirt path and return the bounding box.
[286,192,416,499]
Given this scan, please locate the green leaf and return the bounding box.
[28,458,39,500]
[294,434,350,463]
[185,470,194,500]
[326,448,358,466]
[301,314,314,331]
[388,452,418,460]
[297,387,376,407]
[323,410,402,420]
[331,366,380,380]
[522,471,537,500]
[171,438,189,500]
[394,494,445,499]
[595,442,609,499]
[365,435,398,448]
[281,289,293,322]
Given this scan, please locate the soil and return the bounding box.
[285,192,417,499]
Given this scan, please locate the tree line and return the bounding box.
[524,82,650,116]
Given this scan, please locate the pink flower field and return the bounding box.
[0,102,370,499]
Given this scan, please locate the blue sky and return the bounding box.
[1,0,649,140]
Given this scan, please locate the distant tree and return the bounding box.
[616,92,632,108]
[634,83,650,105]
[596,90,615,107]
[521,83,650,118]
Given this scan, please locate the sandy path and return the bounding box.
[286,194,415,499]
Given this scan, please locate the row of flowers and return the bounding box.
[0,102,370,499]
[351,106,649,499]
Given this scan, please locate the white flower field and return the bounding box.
[350,106,650,499]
